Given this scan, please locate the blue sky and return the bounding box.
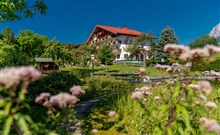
[1,0,219,45]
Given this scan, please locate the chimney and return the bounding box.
[124,26,128,30]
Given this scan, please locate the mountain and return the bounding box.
[209,23,220,42]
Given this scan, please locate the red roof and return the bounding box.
[97,25,142,36]
[87,25,156,43]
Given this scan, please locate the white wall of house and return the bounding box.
[113,35,151,61]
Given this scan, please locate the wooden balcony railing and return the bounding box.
[112,49,121,54]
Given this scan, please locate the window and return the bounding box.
[117,55,120,59]
[124,54,128,59]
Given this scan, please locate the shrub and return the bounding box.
[193,59,220,71]
[27,71,81,102]
[206,60,220,71]
[85,76,131,91]
[70,67,91,78]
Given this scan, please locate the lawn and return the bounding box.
[62,64,169,77]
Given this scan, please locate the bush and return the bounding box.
[85,76,131,91]
[27,71,81,102]
[206,60,220,71]
[193,59,220,71]
[145,59,153,66]
[70,67,91,78]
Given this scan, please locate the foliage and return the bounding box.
[72,44,96,67]
[27,71,81,102]
[70,67,91,78]
[125,33,153,60]
[85,76,131,91]
[1,27,16,45]
[190,35,219,49]
[97,45,114,65]
[43,40,73,65]
[0,45,32,67]
[0,0,47,22]
[155,26,178,61]
[17,30,48,58]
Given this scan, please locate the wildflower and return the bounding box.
[194,100,200,105]
[156,82,162,85]
[205,102,217,109]
[154,96,160,100]
[139,86,151,92]
[199,117,220,134]
[131,91,144,100]
[35,92,51,105]
[188,84,199,90]
[108,111,116,118]
[198,94,207,101]
[70,86,85,97]
[139,68,146,75]
[179,51,192,61]
[143,98,147,102]
[198,81,212,94]
[164,44,190,56]
[0,66,41,89]
[191,48,209,59]
[48,93,78,108]
[205,45,220,56]
[92,129,98,134]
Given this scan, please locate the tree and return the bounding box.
[17,30,48,58]
[72,44,96,67]
[189,35,219,49]
[155,26,178,61]
[1,27,16,44]
[125,33,154,65]
[0,0,47,22]
[97,45,114,65]
[43,40,73,66]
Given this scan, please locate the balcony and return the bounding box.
[110,40,120,46]
[112,49,121,54]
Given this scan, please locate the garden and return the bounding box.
[1,1,220,135]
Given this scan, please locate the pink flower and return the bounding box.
[131,91,144,100]
[70,86,85,96]
[0,66,41,89]
[154,96,160,100]
[198,81,212,94]
[164,44,190,56]
[92,129,98,134]
[48,93,78,108]
[205,102,218,109]
[199,117,220,134]
[198,94,207,101]
[188,84,199,90]
[139,68,146,75]
[108,111,116,118]
[205,45,220,55]
[35,92,51,105]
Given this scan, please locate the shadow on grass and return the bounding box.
[79,93,119,134]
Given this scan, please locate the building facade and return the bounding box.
[86,25,153,61]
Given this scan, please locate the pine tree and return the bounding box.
[155,26,178,61]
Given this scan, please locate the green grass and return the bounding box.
[62,65,169,77]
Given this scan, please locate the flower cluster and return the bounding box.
[0,66,41,89]
[35,86,85,109]
[164,44,220,61]
[131,86,152,100]
[139,68,147,75]
[199,117,220,134]
[203,70,220,78]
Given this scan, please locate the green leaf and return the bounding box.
[17,116,29,134]
[3,116,13,135]
[4,102,12,116]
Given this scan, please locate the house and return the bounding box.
[34,58,59,74]
[86,25,155,61]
